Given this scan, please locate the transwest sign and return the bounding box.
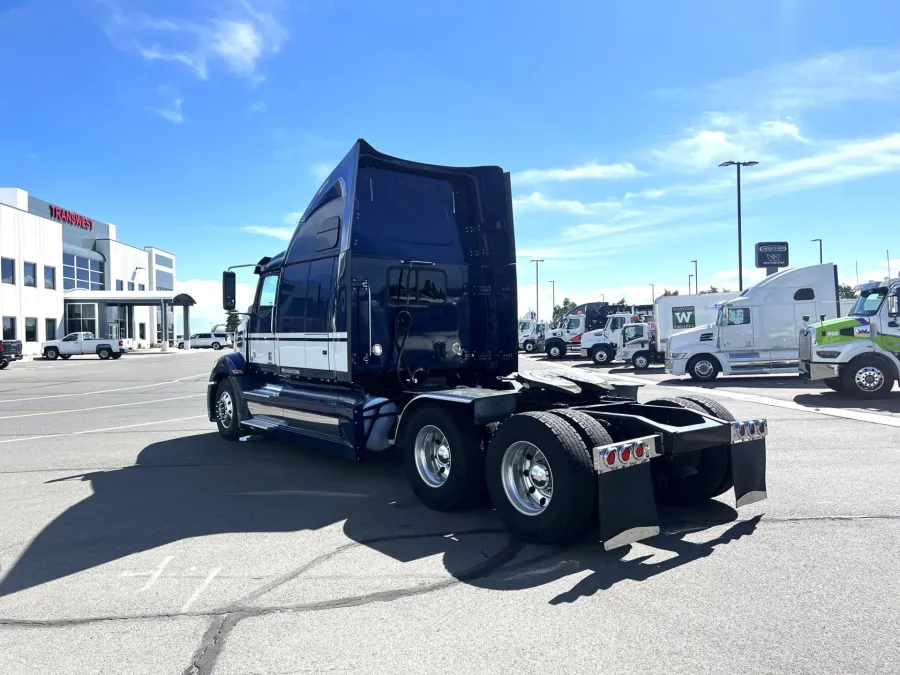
[49,204,93,231]
[672,306,696,330]
[755,241,789,268]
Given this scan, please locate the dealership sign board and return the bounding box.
[755,241,789,268]
[672,306,696,330]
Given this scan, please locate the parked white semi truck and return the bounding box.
[799,277,900,397]
[666,263,847,381]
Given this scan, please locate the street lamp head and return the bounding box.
[811,238,822,243]
[718,160,735,167]
[742,161,759,167]
[530,259,545,263]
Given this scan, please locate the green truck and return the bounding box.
[799,278,900,397]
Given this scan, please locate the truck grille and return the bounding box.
[799,330,812,361]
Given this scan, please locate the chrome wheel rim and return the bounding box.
[594,350,609,364]
[501,441,553,516]
[414,425,451,487]
[525,342,534,353]
[549,346,561,357]
[217,390,234,427]
[694,359,714,377]
[855,366,884,391]
[635,356,648,368]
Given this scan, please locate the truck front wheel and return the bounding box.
[842,357,896,398]
[44,348,59,360]
[486,411,596,545]
[546,341,566,359]
[687,355,719,382]
[632,352,651,370]
[404,403,485,511]
[215,379,241,440]
[591,346,612,365]
[523,340,536,353]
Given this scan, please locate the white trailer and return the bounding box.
[654,293,739,357]
[666,263,844,381]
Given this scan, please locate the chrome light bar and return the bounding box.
[593,435,662,474]
[731,419,768,443]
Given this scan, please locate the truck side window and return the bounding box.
[726,308,750,325]
[315,216,340,252]
[306,258,335,333]
[63,334,78,342]
[624,326,642,342]
[252,274,279,334]
[378,190,452,246]
[566,317,580,330]
[276,262,310,333]
[793,288,815,301]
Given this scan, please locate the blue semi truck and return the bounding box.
[208,139,768,549]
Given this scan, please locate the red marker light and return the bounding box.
[634,443,645,459]
[605,449,616,466]
[620,445,631,462]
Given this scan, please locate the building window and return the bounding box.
[1,257,14,285]
[155,270,174,291]
[25,317,37,342]
[2,316,16,340]
[44,266,56,290]
[116,280,124,291]
[139,323,146,340]
[24,262,37,287]
[128,281,135,291]
[138,284,145,291]
[155,253,174,268]
[66,303,97,336]
[45,318,57,341]
[63,254,104,291]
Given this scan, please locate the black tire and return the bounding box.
[178,343,185,350]
[111,353,122,360]
[646,397,732,505]
[97,347,112,360]
[591,346,612,366]
[687,354,720,382]
[486,411,597,545]
[548,408,613,451]
[45,347,59,360]
[523,340,535,353]
[632,351,651,370]
[545,341,566,359]
[0,361,7,370]
[823,377,844,393]
[61,355,71,360]
[212,342,222,350]
[403,403,485,512]
[671,394,736,497]
[215,379,241,441]
[841,356,896,399]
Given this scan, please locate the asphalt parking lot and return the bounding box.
[1,351,899,674]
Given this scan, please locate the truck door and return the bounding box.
[275,261,309,374]
[720,306,754,351]
[59,333,80,355]
[563,316,582,343]
[882,285,900,363]
[304,257,336,375]
[249,273,279,371]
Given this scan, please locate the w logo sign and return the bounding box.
[767,254,781,262]
[672,307,695,329]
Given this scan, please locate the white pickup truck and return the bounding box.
[42,332,133,360]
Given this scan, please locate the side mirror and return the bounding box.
[819,313,827,322]
[889,294,900,318]
[802,314,811,323]
[222,271,236,311]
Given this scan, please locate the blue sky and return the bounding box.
[2,0,900,327]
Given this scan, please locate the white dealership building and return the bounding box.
[0,188,193,355]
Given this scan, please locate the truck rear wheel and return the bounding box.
[546,341,566,359]
[842,357,895,398]
[404,403,485,512]
[0,361,7,370]
[687,354,719,381]
[591,346,612,365]
[215,379,241,441]
[486,411,596,545]
[646,397,732,505]
[97,347,112,360]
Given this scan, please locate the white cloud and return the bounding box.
[513,191,621,215]
[247,101,266,113]
[241,225,293,240]
[310,162,335,184]
[175,278,255,331]
[282,211,302,225]
[103,1,288,81]
[156,98,184,123]
[513,162,640,184]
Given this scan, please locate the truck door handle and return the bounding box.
[322,350,327,355]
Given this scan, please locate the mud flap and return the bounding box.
[731,438,767,508]
[597,462,660,551]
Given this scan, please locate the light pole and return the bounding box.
[688,274,693,295]
[888,250,893,279]
[719,160,759,291]
[811,238,823,264]
[650,283,655,302]
[530,259,544,321]
[601,293,605,302]
[856,261,859,286]
[690,259,698,293]
[549,280,555,320]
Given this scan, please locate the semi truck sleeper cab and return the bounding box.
[208,139,768,549]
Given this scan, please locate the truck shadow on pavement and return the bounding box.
[792,391,900,414]
[0,433,759,607]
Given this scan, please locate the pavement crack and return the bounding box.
[183,613,239,675]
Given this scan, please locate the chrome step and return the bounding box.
[241,415,286,431]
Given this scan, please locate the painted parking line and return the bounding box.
[523,355,900,429]
[0,394,205,421]
[0,415,208,445]
[0,372,209,403]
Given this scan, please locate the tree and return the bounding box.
[838,283,857,300]
[553,298,577,324]
[662,289,680,296]
[615,297,628,306]
[699,285,720,295]
[225,310,241,332]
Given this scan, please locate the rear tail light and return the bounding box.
[594,435,659,473]
[634,442,644,459]
[118,340,124,346]
[605,449,617,466]
[757,420,766,435]
[620,444,632,462]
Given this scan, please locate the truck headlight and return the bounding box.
[669,352,688,359]
[816,350,840,359]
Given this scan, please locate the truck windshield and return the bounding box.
[850,288,887,316]
[518,321,533,331]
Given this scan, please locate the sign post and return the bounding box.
[755,242,789,276]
